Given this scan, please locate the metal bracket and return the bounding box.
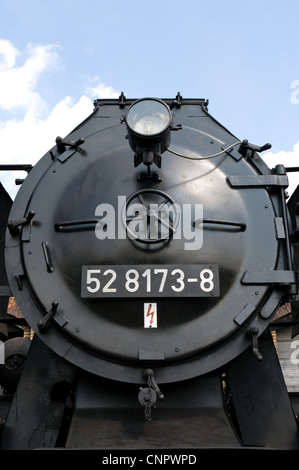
[37,301,59,331]
[247,327,263,361]
[227,174,289,188]
[234,303,256,325]
[274,217,286,240]
[7,210,36,236]
[37,301,68,331]
[118,92,126,108]
[241,269,298,286]
[137,170,162,182]
[238,139,272,157]
[169,92,182,109]
[56,136,85,154]
[55,136,85,162]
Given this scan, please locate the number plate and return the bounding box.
[81,265,220,298]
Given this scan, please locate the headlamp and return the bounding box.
[125,98,172,169]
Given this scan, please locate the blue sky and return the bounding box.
[1,0,299,197]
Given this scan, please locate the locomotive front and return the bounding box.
[4,95,292,387]
[3,94,299,449]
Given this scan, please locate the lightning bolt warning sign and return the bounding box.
[144,303,157,328]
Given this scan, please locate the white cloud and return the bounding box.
[0,40,59,116]
[263,142,299,196]
[0,40,119,198]
[0,39,19,71]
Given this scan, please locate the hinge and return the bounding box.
[227,174,288,188]
[55,136,85,163]
[274,217,286,239]
[7,210,35,237]
[241,269,298,286]
[37,301,68,331]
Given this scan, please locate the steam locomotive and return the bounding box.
[1,93,299,449]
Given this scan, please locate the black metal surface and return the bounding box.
[227,333,299,449]
[4,96,288,384]
[65,373,241,449]
[0,183,12,338]
[1,336,75,450]
[1,95,299,449]
[288,184,299,269]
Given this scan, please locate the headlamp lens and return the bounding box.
[126,99,171,136]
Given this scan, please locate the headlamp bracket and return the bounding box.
[125,97,174,172]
